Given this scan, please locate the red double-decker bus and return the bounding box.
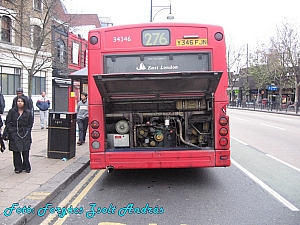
[87,22,230,171]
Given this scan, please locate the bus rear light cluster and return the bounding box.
[90,120,100,150]
[218,116,229,147]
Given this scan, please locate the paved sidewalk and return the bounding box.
[0,114,90,225]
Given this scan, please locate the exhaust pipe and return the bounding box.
[176,118,200,149]
[107,166,114,173]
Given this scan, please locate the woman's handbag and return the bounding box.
[0,132,5,152]
[2,127,9,141]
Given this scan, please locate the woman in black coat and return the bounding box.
[6,95,33,173]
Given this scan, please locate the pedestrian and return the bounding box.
[238,98,241,107]
[0,87,5,115]
[36,91,50,129]
[0,87,5,152]
[12,88,34,119]
[5,95,33,174]
[0,109,4,151]
[77,92,88,146]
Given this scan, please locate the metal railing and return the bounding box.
[228,101,299,115]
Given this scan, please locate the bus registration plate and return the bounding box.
[176,39,208,46]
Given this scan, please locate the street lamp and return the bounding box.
[150,0,174,22]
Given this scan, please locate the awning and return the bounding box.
[69,67,87,78]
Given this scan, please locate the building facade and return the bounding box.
[0,0,52,112]
[51,0,101,111]
[0,0,102,112]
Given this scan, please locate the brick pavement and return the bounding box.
[0,114,90,225]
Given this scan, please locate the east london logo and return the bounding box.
[136,63,179,71]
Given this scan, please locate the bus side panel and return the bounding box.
[103,150,216,169]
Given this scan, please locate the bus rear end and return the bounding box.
[88,23,230,170]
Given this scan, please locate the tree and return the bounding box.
[0,0,72,97]
[227,42,249,102]
[247,46,273,103]
[269,19,300,110]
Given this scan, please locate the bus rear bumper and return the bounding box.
[90,150,230,170]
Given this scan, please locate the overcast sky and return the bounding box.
[62,0,300,49]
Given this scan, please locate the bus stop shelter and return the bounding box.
[68,67,88,112]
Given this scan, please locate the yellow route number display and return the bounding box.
[176,39,208,46]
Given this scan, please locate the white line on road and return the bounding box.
[234,117,250,122]
[232,136,300,172]
[268,116,292,121]
[266,154,300,172]
[259,123,286,130]
[231,136,248,146]
[231,159,299,211]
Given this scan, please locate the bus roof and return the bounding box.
[89,22,224,32]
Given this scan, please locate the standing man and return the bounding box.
[36,91,50,129]
[77,92,88,146]
[12,88,34,119]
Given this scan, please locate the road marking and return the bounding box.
[40,170,99,225]
[98,223,187,225]
[231,136,248,146]
[232,137,300,172]
[53,169,105,225]
[234,117,249,122]
[266,154,300,172]
[26,192,50,200]
[98,223,126,225]
[231,159,299,211]
[259,123,286,130]
[268,116,292,121]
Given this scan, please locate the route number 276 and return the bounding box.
[143,32,169,46]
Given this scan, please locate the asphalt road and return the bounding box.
[27,109,300,225]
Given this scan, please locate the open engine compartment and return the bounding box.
[93,71,223,151]
[105,98,214,150]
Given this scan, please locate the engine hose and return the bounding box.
[176,119,201,149]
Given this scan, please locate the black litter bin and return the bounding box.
[47,112,77,159]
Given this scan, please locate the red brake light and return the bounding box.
[219,117,228,126]
[219,138,228,146]
[91,130,100,139]
[91,120,100,129]
[219,127,228,136]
